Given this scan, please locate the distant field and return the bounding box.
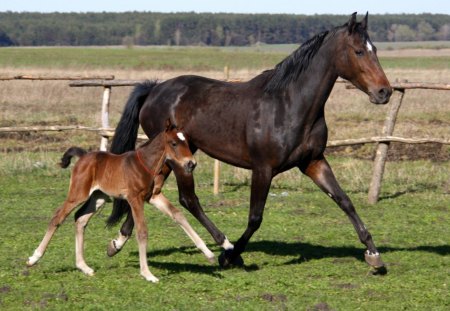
[1,43,450,71]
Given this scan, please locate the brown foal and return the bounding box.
[27,122,214,282]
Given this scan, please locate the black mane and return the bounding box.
[263,30,329,93]
[262,20,370,94]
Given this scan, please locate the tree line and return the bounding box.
[0,11,449,47]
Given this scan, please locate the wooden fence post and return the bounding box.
[212,65,230,195]
[99,86,111,151]
[368,88,405,204]
[213,160,221,195]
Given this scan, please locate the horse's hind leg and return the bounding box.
[74,191,109,276]
[150,192,215,263]
[299,157,386,272]
[27,196,87,266]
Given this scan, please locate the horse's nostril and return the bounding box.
[379,87,391,98]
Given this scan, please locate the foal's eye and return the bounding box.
[171,141,177,147]
[355,50,364,56]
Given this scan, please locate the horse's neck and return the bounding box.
[138,136,165,172]
[290,39,339,113]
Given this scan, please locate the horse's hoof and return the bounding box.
[218,249,244,268]
[106,240,121,257]
[365,250,387,274]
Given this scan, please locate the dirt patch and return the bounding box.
[2,127,448,163]
[326,142,449,162]
[0,285,11,293]
[307,302,335,311]
[378,48,450,58]
[260,293,287,303]
[0,132,98,153]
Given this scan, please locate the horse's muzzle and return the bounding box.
[369,87,392,105]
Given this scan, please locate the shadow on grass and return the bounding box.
[378,183,439,201]
[127,241,449,274]
[246,241,450,264]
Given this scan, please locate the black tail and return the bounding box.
[107,80,158,227]
[59,147,87,168]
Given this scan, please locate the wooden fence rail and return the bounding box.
[1,76,449,204]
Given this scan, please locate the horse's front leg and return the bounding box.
[219,166,273,268]
[299,156,386,272]
[172,165,234,253]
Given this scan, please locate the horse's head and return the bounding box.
[336,12,392,104]
[163,119,196,174]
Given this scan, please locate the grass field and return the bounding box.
[0,44,449,310]
[0,151,449,310]
[0,44,450,71]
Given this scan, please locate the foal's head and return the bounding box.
[163,120,196,174]
[335,12,392,104]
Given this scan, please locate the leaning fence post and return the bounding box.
[368,87,405,204]
[99,86,112,151]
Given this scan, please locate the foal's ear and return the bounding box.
[360,12,369,31]
[347,12,358,33]
[165,118,177,131]
[165,118,171,131]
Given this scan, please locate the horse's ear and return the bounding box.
[347,12,357,33]
[360,12,369,31]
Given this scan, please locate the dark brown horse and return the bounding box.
[106,13,392,272]
[27,122,214,282]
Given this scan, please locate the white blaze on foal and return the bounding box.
[366,40,373,52]
[177,132,186,141]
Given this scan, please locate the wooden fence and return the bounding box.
[1,75,449,204]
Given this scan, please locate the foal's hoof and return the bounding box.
[106,240,122,257]
[218,249,244,268]
[365,250,387,274]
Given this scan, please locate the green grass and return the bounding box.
[1,45,449,71]
[380,56,450,70]
[0,47,286,71]
[0,152,448,310]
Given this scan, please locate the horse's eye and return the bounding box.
[355,50,364,56]
[171,141,177,147]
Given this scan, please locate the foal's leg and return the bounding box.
[27,193,88,266]
[106,211,133,257]
[74,192,109,276]
[150,192,215,263]
[128,197,158,282]
[299,157,385,270]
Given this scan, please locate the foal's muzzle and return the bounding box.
[185,160,197,174]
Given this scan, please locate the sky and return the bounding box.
[0,0,449,15]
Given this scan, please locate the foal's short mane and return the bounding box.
[263,22,365,94]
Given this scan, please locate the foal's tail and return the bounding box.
[107,80,158,227]
[59,147,87,168]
